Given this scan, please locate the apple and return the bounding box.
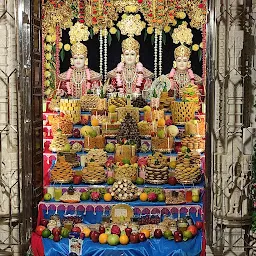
[90,231,100,242]
[44,193,52,201]
[80,233,85,240]
[53,234,61,242]
[125,227,132,237]
[183,230,193,239]
[175,145,181,153]
[99,226,105,234]
[187,225,198,236]
[154,229,162,239]
[168,176,177,186]
[73,175,82,185]
[71,227,81,233]
[195,221,203,230]
[52,227,61,236]
[73,129,80,138]
[40,219,49,227]
[138,232,147,242]
[129,233,139,243]
[174,231,183,242]
[63,143,71,152]
[111,225,121,236]
[166,119,173,126]
[35,225,46,236]
[107,234,120,246]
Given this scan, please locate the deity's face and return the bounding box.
[73,54,86,69]
[123,50,137,66]
[176,56,189,71]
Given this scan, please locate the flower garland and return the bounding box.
[116,62,144,93]
[158,30,163,76]
[55,26,60,87]
[99,29,103,76]
[104,31,108,82]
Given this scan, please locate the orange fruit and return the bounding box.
[120,234,129,245]
[83,227,91,237]
[140,192,148,202]
[91,118,99,126]
[103,193,112,202]
[140,229,150,239]
[99,233,108,244]
[158,118,165,127]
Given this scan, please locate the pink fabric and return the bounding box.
[65,68,73,94]
[188,68,195,80]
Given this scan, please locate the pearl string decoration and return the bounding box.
[99,29,103,76]
[158,29,163,76]
[154,29,158,79]
[104,29,108,82]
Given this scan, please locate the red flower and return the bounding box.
[198,3,205,8]
[138,0,143,3]
[79,19,85,23]
[92,17,97,24]
[93,10,98,14]
[148,13,153,17]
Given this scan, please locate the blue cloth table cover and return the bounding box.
[43,232,202,256]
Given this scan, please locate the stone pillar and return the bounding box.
[210,0,254,255]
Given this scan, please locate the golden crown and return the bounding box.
[71,42,87,56]
[174,45,191,59]
[122,37,140,54]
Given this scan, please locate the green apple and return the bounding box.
[63,143,71,152]
[89,130,97,138]
[181,146,188,153]
[183,230,193,239]
[105,143,115,153]
[157,130,165,139]
[44,193,52,201]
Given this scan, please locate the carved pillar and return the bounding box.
[211,0,253,255]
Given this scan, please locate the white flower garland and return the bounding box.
[159,30,163,76]
[104,30,108,82]
[154,29,158,79]
[99,29,103,76]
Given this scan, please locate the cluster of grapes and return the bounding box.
[138,214,161,225]
[143,187,163,195]
[132,95,148,108]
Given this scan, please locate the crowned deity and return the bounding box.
[107,37,153,96]
[168,44,202,98]
[58,42,102,98]
[168,22,202,98]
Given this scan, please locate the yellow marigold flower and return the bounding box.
[48,27,55,35]
[45,44,52,52]
[70,40,76,45]
[58,42,63,49]
[200,42,204,48]
[122,14,128,19]
[102,29,108,37]
[192,44,199,51]
[176,12,186,19]
[125,5,137,13]
[45,80,50,87]
[109,27,117,35]
[171,19,177,26]
[163,25,171,33]
[44,71,51,78]
[46,35,52,43]
[147,27,154,34]
[45,62,51,70]
[51,35,56,42]
[64,44,71,51]
[135,14,141,20]
[45,53,52,60]
[93,27,99,34]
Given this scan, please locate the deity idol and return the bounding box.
[58,42,102,98]
[168,44,202,98]
[107,37,153,96]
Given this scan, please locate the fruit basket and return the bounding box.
[170,101,199,124]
